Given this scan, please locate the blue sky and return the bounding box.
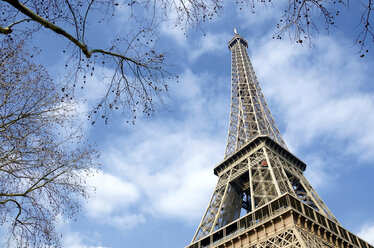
[9,1,374,247]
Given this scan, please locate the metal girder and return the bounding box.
[191,33,340,244]
[193,139,338,243]
[225,34,287,158]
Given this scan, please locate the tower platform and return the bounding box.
[187,193,373,248]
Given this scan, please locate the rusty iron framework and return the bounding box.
[187,33,373,248]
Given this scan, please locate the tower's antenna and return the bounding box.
[234,28,237,34]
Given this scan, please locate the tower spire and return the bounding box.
[186,33,372,248]
[225,32,287,158]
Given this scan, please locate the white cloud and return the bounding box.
[154,165,215,220]
[357,222,374,245]
[63,231,106,248]
[188,32,231,62]
[84,171,145,229]
[58,217,105,248]
[237,3,283,31]
[251,35,374,163]
[303,155,338,190]
[111,214,146,229]
[83,68,230,226]
[86,171,139,218]
[63,231,87,248]
[160,22,189,47]
[104,125,219,222]
[160,23,231,62]
[59,67,226,233]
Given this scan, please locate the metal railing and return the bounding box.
[186,193,373,248]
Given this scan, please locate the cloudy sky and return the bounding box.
[16,1,374,247]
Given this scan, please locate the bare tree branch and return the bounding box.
[0,18,31,34]
[0,39,99,247]
[1,0,177,123]
[3,0,93,57]
[356,0,374,53]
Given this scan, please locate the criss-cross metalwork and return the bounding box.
[188,32,372,248]
[225,34,287,158]
[191,33,337,243]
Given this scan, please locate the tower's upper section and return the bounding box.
[225,32,287,158]
[228,33,248,50]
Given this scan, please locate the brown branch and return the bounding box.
[89,49,148,67]
[0,199,22,221]
[82,0,95,42]
[356,0,373,50]
[64,0,80,40]
[0,19,31,34]
[2,0,147,67]
[3,0,89,54]
[0,26,12,34]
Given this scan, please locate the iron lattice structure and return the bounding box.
[186,33,373,248]
[225,34,286,158]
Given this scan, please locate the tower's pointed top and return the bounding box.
[228,31,248,50]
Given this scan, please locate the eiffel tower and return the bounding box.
[186,32,373,248]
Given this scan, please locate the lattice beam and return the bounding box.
[225,34,287,158]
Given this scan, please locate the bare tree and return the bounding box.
[269,0,373,53]
[0,39,98,247]
[0,0,220,123]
